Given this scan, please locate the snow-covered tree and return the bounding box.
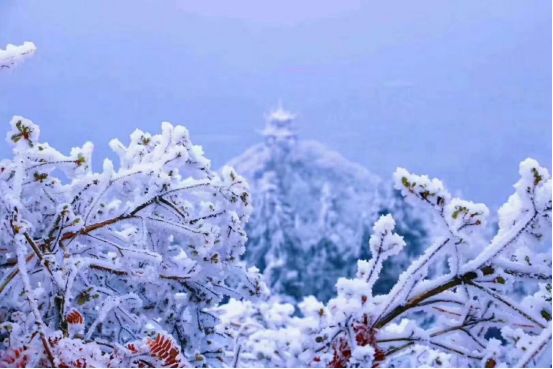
[0,42,36,70]
[219,158,552,367]
[246,170,303,298]
[228,107,431,301]
[0,117,264,367]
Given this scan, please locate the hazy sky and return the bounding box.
[0,0,550,208]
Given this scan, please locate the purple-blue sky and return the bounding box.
[0,0,550,208]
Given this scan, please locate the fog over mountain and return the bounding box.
[1,0,550,209]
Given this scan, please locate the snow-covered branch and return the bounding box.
[220,158,552,368]
[0,112,549,368]
[0,117,265,367]
[0,42,36,70]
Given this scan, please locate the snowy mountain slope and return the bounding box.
[227,108,431,301]
[230,138,381,249]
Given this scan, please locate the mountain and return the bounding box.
[228,108,431,301]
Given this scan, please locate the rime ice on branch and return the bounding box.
[0,117,264,367]
[0,42,36,70]
[220,159,552,368]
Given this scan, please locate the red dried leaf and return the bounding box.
[58,360,86,368]
[147,334,183,368]
[328,315,386,368]
[329,338,351,368]
[128,343,138,353]
[74,358,87,368]
[66,309,85,325]
[1,347,29,368]
[354,315,376,347]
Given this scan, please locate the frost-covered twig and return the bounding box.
[0,117,265,367]
[219,158,552,368]
[0,42,36,70]
[516,324,552,367]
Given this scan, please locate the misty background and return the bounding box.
[0,0,550,209]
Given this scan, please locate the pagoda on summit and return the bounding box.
[262,106,298,148]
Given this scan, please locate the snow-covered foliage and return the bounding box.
[0,117,264,367]
[371,186,434,295]
[1,111,550,368]
[228,107,431,301]
[219,159,552,368]
[0,42,36,70]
